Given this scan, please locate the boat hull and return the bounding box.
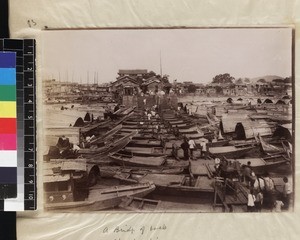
[44,183,155,212]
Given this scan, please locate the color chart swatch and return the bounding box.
[0,52,17,199]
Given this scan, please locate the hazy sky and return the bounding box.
[42,28,292,84]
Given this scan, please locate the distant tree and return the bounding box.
[235,78,243,84]
[144,71,157,79]
[284,77,292,83]
[214,86,223,94]
[244,78,250,83]
[257,78,266,83]
[272,79,285,84]
[187,84,197,93]
[162,74,170,84]
[212,73,234,84]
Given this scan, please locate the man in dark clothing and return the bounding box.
[181,138,189,160]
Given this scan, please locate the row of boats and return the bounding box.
[43,103,292,212]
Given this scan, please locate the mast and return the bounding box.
[160,51,163,76]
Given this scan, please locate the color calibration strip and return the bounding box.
[0,39,36,211]
[0,52,17,200]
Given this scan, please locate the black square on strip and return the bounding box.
[3,39,23,49]
[24,104,34,119]
[24,40,34,54]
[24,120,34,136]
[24,71,34,86]
[24,152,34,167]
[24,136,34,150]
[24,168,34,184]
[24,88,33,102]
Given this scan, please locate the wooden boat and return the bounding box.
[208,145,254,158]
[189,160,216,177]
[136,174,214,197]
[119,197,161,211]
[228,139,259,146]
[120,128,167,134]
[122,146,166,157]
[82,130,138,158]
[100,166,185,179]
[90,124,122,145]
[170,123,190,128]
[164,159,189,169]
[121,123,165,129]
[109,153,166,167]
[183,132,205,139]
[44,177,156,211]
[118,106,136,116]
[227,155,289,175]
[118,132,158,140]
[258,135,285,155]
[127,139,162,147]
[206,140,229,148]
[178,126,199,134]
[172,123,197,130]
[80,111,134,134]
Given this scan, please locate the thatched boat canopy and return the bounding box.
[74,117,84,127]
[275,99,287,105]
[234,120,273,140]
[220,114,249,133]
[272,123,292,142]
[226,97,233,103]
[263,98,273,104]
[282,95,291,100]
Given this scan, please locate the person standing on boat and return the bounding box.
[247,189,256,212]
[214,158,221,173]
[147,110,152,121]
[243,161,255,187]
[200,141,207,159]
[181,138,190,160]
[253,174,265,192]
[255,190,264,212]
[173,125,180,137]
[282,176,292,210]
[188,138,196,160]
[263,172,276,209]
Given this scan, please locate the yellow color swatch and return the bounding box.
[0,101,16,118]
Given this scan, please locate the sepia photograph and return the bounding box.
[41,28,293,213]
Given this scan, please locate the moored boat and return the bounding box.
[258,135,285,155]
[227,155,289,175]
[109,153,166,167]
[87,130,138,158]
[208,145,254,158]
[122,146,166,157]
[136,174,214,197]
[119,196,162,211]
[127,139,162,147]
[44,180,156,211]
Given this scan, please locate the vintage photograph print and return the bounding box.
[42,28,294,212]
